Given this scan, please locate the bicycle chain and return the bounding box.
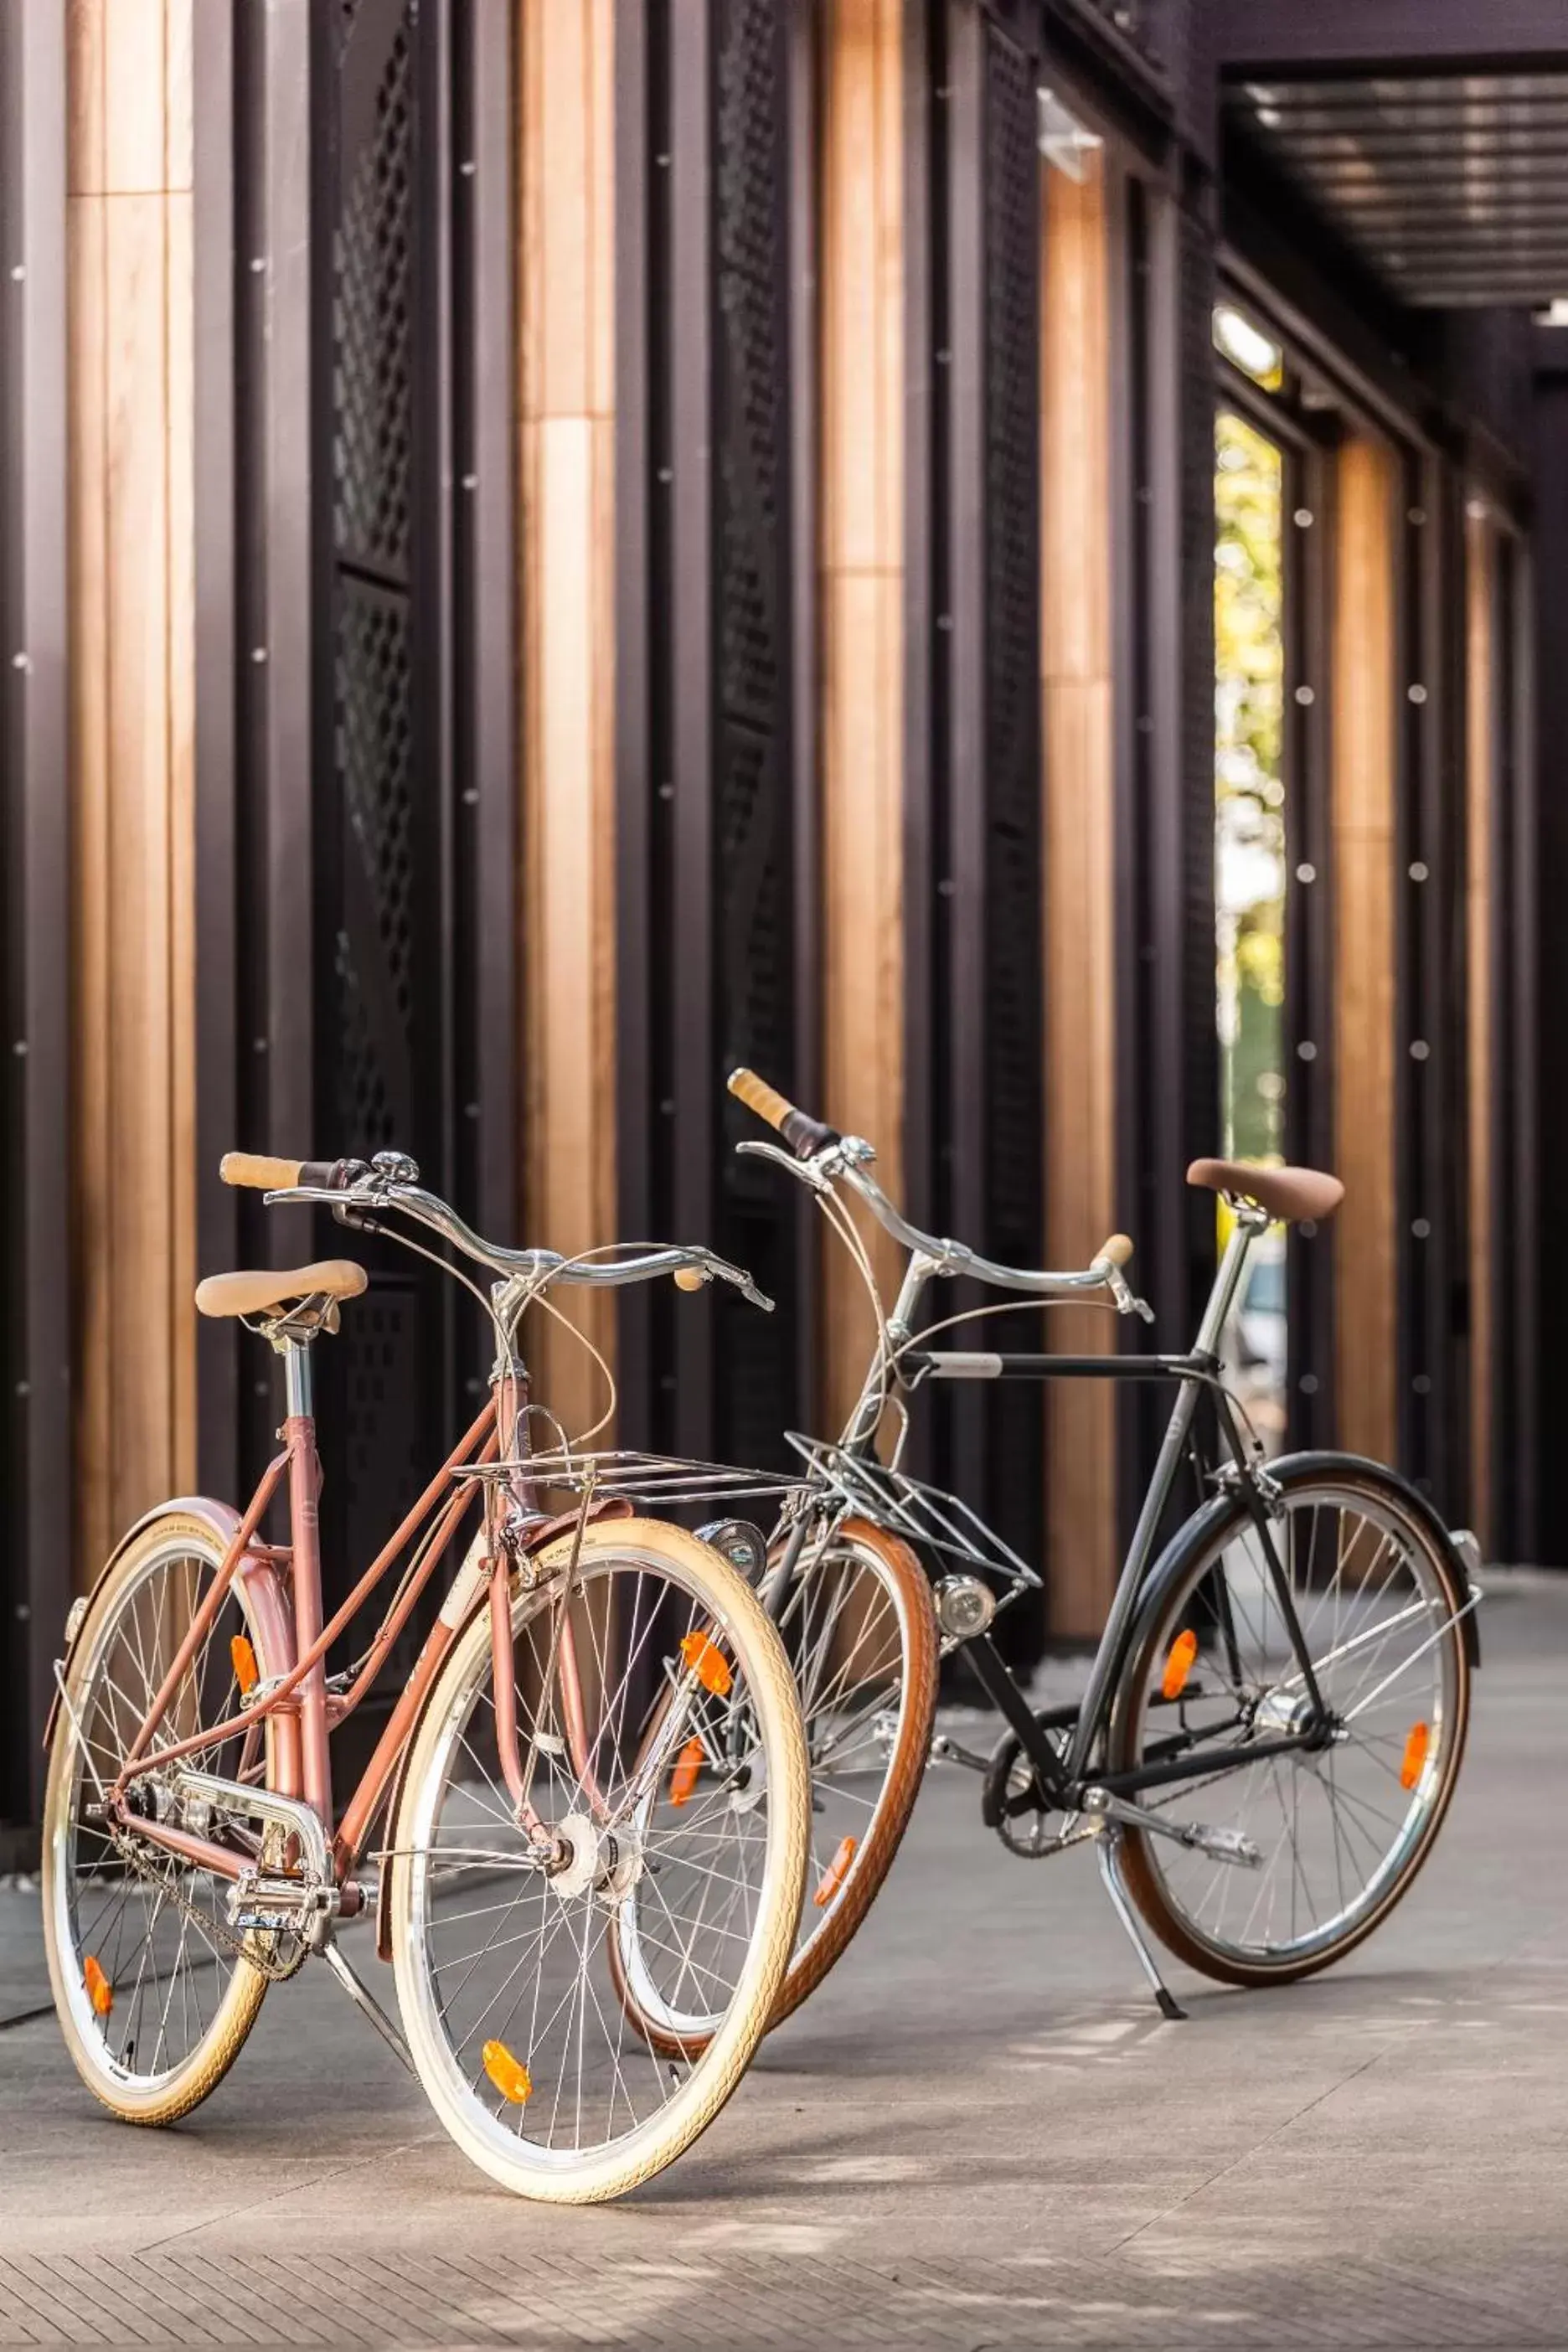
[110,1827,308,1983]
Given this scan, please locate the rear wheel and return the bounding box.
[1107,1462,1472,1984]
[389,1519,809,2202]
[41,1514,278,2124]
[609,1515,938,2051]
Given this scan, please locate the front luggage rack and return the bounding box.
[454,1448,807,1514]
[781,1434,1043,1591]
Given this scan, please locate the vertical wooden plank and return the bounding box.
[104,188,173,1523]
[168,183,196,1487]
[163,0,193,193]
[1041,152,1117,1638]
[519,0,617,1442]
[69,190,111,1576]
[102,0,165,193]
[1333,438,1398,1466]
[1465,503,1495,1554]
[820,0,904,1441]
[67,0,106,195]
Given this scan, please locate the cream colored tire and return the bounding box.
[42,1514,274,2125]
[389,1519,810,2203]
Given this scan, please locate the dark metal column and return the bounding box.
[0,0,69,1854]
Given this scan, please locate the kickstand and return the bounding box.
[1096,1828,1186,2021]
[319,1937,416,2073]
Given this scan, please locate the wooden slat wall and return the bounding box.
[69,0,195,1578]
[819,0,905,1439]
[1332,437,1398,1465]
[518,0,617,1445]
[1040,152,1117,1638]
[1465,503,1496,1554]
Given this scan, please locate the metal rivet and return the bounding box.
[936,348,952,364]
[1408,683,1427,704]
[658,467,673,484]
[9,265,23,283]
[251,647,268,663]
[1299,1373,1318,1395]
[936,614,953,631]
[255,1380,270,1397]
[460,159,476,177]
[1296,861,1316,885]
[464,1102,480,1120]
[1413,1374,1431,1395]
[1293,508,1313,528]
[462,473,477,490]
[462,787,479,806]
[1297,1039,1317,1061]
[1409,860,1428,883]
[12,1039,27,1057]
[660,1098,675,1117]
[1410,1039,1430,1061]
[1408,507,1426,525]
[14,1603,29,1622]
[937,878,956,898]
[250,256,266,273]
[1412,1217,1431,1239]
[12,652,28,670]
[15,1380,29,1397]
[658,782,674,801]
[1294,684,1314,706]
[253,1036,269,1054]
[656,152,671,167]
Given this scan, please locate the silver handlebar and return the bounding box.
[267,1182,775,1312]
[736,1137,1151,1315]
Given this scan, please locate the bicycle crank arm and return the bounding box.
[1082,1786,1262,1869]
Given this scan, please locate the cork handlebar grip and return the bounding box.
[1095,1233,1135,1271]
[727,1066,797,1134]
[219,1153,306,1190]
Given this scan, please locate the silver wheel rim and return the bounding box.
[1126,1486,1462,1965]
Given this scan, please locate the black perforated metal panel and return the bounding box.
[977,22,1044,1592]
[711,0,798,1470]
[316,0,441,1669]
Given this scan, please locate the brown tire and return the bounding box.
[610,1516,938,2053]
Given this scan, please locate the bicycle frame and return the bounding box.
[102,1352,532,1892]
[803,1193,1333,1803]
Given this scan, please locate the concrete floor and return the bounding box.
[3,1573,1566,2349]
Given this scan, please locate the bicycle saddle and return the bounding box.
[1186,1158,1344,1224]
[193,1261,368,1319]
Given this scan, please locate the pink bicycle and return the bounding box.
[41,1148,808,2202]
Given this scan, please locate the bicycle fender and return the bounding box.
[41,1494,280,1751]
[1116,1450,1481,1703]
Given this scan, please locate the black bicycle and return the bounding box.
[710,1069,1480,2025]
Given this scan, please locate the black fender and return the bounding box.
[1115,1449,1481,1706]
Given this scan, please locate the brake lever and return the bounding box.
[1106,1266,1156,1324]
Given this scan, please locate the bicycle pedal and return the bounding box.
[227,1868,340,1938]
[1179,1823,1262,1870]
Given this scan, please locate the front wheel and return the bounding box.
[1106,1458,1473,1985]
[389,1519,809,2203]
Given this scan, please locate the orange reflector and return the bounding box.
[669,1736,704,1807]
[1162,1627,1199,1701]
[1400,1722,1431,1790]
[812,1835,858,1910]
[482,2040,533,2105]
[230,1633,259,1695]
[679,1631,733,1698]
[84,1955,112,2016]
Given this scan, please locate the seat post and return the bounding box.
[283,1334,315,1420]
